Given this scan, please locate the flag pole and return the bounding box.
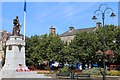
[24,0,26,41]
[24,11,26,41]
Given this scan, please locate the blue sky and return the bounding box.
[2,2,118,37]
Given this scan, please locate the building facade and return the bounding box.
[0,30,11,61]
[60,22,102,43]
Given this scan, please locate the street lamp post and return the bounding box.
[92,4,115,80]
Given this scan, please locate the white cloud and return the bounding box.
[60,2,97,23]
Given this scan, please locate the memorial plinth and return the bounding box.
[2,36,27,70]
[0,36,51,79]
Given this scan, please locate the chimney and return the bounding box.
[50,25,56,36]
[96,22,102,28]
[69,26,74,32]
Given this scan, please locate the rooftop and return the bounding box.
[60,27,96,37]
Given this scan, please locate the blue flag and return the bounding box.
[24,0,26,12]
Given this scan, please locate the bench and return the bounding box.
[56,72,71,78]
[75,73,91,80]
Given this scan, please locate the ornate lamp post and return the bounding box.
[92,4,115,80]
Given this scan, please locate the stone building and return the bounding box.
[0,30,11,63]
[60,22,102,43]
[0,30,11,45]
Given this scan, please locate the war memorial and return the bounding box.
[0,16,51,79]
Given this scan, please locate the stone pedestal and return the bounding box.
[2,36,28,71]
[0,36,51,79]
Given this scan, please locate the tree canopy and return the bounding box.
[25,25,120,69]
[25,34,64,68]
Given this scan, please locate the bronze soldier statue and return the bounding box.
[12,16,21,36]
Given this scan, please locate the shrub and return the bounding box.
[44,66,50,70]
[60,66,69,73]
[106,70,120,76]
[83,67,102,75]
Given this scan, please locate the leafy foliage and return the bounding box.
[25,34,64,68]
[25,25,120,69]
[68,25,120,67]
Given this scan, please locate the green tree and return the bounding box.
[25,34,65,69]
[45,34,64,62]
[95,25,119,65]
[69,31,98,68]
[25,25,120,69]
[25,35,41,69]
[68,25,120,68]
